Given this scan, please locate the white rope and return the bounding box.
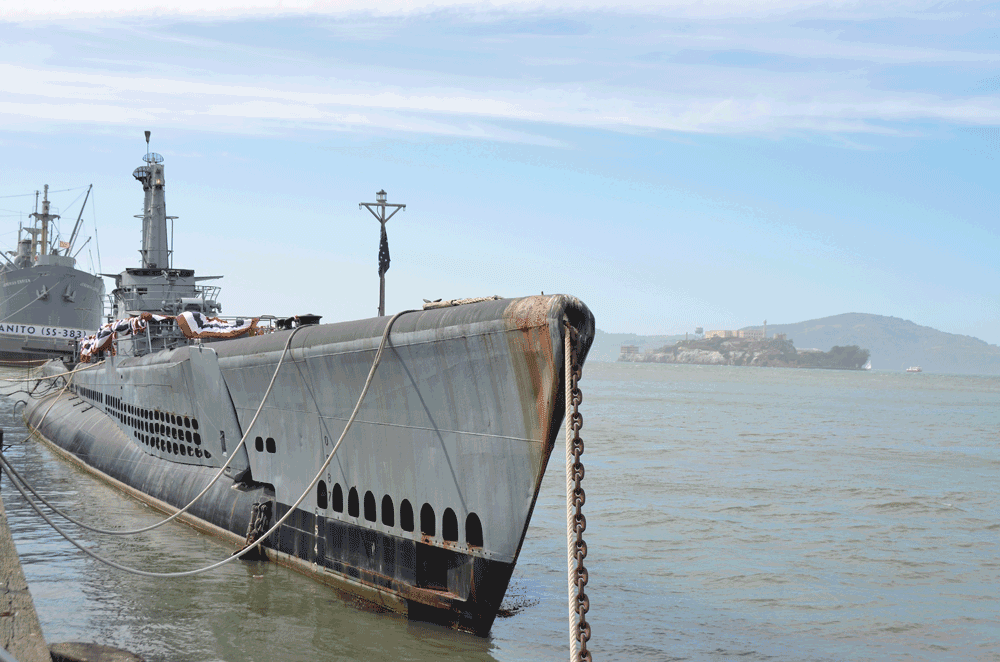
[0,359,105,383]
[565,328,582,662]
[8,327,302,536]
[2,309,412,578]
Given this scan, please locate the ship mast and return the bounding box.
[28,184,60,259]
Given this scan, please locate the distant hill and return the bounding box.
[742,313,1000,375]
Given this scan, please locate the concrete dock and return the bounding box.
[1,492,51,662]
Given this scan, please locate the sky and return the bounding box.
[1,1,998,345]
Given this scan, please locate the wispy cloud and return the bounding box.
[1,0,966,21]
[3,57,997,140]
[2,3,997,142]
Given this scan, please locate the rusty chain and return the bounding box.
[238,500,273,559]
[565,323,592,662]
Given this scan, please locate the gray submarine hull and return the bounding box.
[25,294,594,635]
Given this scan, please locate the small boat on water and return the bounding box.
[0,185,104,365]
[13,135,594,636]
[906,366,922,373]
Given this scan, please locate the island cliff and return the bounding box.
[620,336,870,370]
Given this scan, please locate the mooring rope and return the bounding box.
[6,326,304,537]
[0,310,411,578]
[0,358,105,384]
[565,323,592,662]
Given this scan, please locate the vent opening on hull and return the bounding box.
[420,503,435,537]
[400,500,414,532]
[317,481,328,510]
[333,484,344,513]
[348,487,359,518]
[364,491,376,522]
[381,495,394,527]
[443,508,458,542]
[466,513,483,548]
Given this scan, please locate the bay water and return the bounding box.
[2,362,997,661]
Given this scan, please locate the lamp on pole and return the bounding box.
[359,190,406,317]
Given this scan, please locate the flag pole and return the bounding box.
[359,190,405,317]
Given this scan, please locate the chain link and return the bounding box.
[239,500,273,558]
[566,325,592,662]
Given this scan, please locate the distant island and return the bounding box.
[619,336,870,370]
[592,313,1000,375]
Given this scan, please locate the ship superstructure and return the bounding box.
[19,134,594,635]
[107,139,223,357]
[0,184,105,364]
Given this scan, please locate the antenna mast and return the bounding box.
[28,184,59,259]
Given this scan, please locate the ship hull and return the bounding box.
[0,264,105,365]
[23,294,593,634]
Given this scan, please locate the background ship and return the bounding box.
[18,135,594,635]
[0,185,105,365]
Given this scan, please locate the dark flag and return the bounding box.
[378,224,390,276]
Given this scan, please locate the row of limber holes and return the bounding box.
[316,481,484,548]
[77,386,104,404]
[73,385,203,444]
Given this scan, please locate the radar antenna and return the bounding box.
[142,130,163,164]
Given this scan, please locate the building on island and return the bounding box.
[620,345,640,359]
[705,321,768,341]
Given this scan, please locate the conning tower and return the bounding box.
[109,131,222,354]
[133,130,171,269]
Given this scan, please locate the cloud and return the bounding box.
[3,59,998,141]
[0,0,966,21]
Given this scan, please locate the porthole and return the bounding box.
[382,495,394,527]
[192,419,199,430]
[333,484,344,513]
[400,500,414,532]
[195,449,202,458]
[204,451,211,459]
[420,503,435,537]
[364,491,376,522]
[193,433,201,446]
[265,437,276,453]
[443,508,458,542]
[184,417,190,428]
[317,481,328,510]
[185,430,192,443]
[255,436,264,452]
[348,488,359,518]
